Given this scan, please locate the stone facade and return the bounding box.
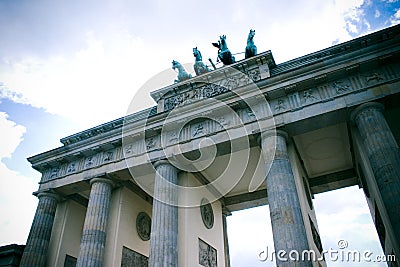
[21,24,400,266]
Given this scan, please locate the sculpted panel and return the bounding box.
[121,246,148,267]
[136,212,151,241]
[39,63,400,181]
[163,70,259,111]
[200,198,214,229]
[199,238,217,267]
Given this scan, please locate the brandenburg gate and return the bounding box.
[20,24,400,266]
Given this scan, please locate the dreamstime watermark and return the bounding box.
[258,240,396,263]
[122,63,276,207]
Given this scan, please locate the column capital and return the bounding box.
[350,102,384,123]
[36,190,60,202]
[90,177,115,188]
[258,129,288,146]
[153,159,176,170]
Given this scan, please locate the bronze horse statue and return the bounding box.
[172,60,191,83]
[212,35,235,65]
[193,47,210,76]
[245,29,257,59]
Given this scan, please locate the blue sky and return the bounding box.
[0,0,399,266]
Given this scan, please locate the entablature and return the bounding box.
[28,24,400,188]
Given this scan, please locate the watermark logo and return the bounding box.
[258,240,396,263]
[337,239,348,249]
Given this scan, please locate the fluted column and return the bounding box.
[76,178,114,267]
[149,160,179,267]
[260,130,311,267]
[351,102,400,242]
[20,191,59,267]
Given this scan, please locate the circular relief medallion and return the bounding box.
[200,198,214,229]
[136,212,151,241]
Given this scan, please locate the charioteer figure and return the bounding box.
[212,35,235,65]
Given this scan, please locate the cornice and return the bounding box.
[27,24,400,175]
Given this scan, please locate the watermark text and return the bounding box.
[258,240,396,263]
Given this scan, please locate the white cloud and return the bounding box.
[0,32,169,128]
[314,186,385,266]
[390,8,400,25]
[0,84,28,104]
[332,0,370,36]
[347,21,360,34]
[0,113,37,245]
[228,186,384,266]
[227,206,275,267]
[261,0,368,63]
[0,112,26,158]
[335,0,364,13]
[0,0,376,129]
[0,162,38,246]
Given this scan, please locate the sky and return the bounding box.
[0,0,399,266]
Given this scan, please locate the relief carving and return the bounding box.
[204,84,229,98]
[145,137,158,150]
[365,72,384,83]
[164,87,201,110]
[200,198,214,229]
[332,80,351,94]
[247,69,261,81]
[216,116,230,128]
[274,98,287,112]
[67,162,76,174]
[302,89,319,103]
[136,212,151,241]
[192,123,207,137]
[199,238,217,267]
[223,76,240,90]
[121,246,148,267]
[50,167,60,179]
[103,151,113,162]
[85,156,95,168]
[124,144,133,155]
[164,70,258,111]
[245,107,256,121]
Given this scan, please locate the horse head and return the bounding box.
[248,29,255,40]
[193,47,202,61]
[245,29,257,59]
[219,35,229,52]
[172,60,180,70]
[172,60,191,83]
[220,35,227,46]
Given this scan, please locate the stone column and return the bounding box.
[76,178,114,267]
[351,102,400,242]
[149,160,179,267]
[260,130,311,267]
[20,191,59,267]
